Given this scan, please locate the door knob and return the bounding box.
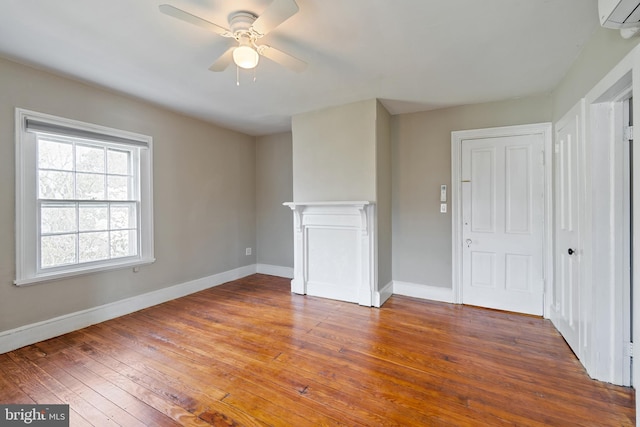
[568,248,575,255]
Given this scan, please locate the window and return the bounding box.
[15,109,154,285]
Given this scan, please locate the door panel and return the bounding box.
[505,254,531,292]
[506,146,532,233]
[471,252,496,288]
[470,148,496,233]
[461,134,545,315]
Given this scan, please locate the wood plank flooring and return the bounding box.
[0,274,634,426]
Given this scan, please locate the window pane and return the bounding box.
[39,170,74,199]
[79,232,109,263]
[41,234,76,268]
[79,204,108,231]
[76,173,105,200]
[41,204,77,234]
[111,230,137,258]
[110,204,136,230]
[38,138,73,171]
[76,145,105,173]
[107,176,131,200]
[107,149,130,175]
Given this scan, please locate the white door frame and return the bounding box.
[451,123,553,317]
[583,60,634,385]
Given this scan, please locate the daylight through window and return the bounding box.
[38,136,138,268]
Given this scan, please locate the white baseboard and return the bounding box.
[0,264,257,354]
[374,281,393,307]
[393,280,455,304]
[256,264,294,278]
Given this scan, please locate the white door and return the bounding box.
[461,134,545,315]
[551,102,583,357]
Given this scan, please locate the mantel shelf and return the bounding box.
[283,201,373,208]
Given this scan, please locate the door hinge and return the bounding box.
[624,125,634,142]
[625,341,634,358]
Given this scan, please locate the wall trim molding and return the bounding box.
[256,264,294,278]
[374,281,393,307]
[393,281,455,304]
[0,264,257,354]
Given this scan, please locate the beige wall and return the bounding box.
[0,57,256,332]
[376,101,392,288]
[256,132,293,268]
[553,26,640,120]
[391,95,552,288]
[292,99,377,202]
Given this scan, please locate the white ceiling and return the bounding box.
[0,0,598,136]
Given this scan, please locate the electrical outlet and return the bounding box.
[245,248,252,256]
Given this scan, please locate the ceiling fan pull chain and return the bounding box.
[236,65,240,86]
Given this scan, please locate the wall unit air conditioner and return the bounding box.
[599,0,640,29]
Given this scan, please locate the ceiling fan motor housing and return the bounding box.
[229,12,259,39]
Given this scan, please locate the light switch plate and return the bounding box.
[440,203,447,213]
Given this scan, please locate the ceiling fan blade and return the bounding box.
[159,4,230,36]
[259,45,307,73]
[209,46,236,72]
[252,0,299,35]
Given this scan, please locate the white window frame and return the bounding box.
[15,108,155,286]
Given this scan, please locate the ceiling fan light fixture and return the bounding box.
[233,45,259,69]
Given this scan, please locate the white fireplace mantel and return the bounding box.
[283,201,376,306]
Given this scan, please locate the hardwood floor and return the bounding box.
[0,274,634,426]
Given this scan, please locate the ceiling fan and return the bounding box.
[159,0,307,73]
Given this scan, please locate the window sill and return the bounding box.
[14,257,156,286]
